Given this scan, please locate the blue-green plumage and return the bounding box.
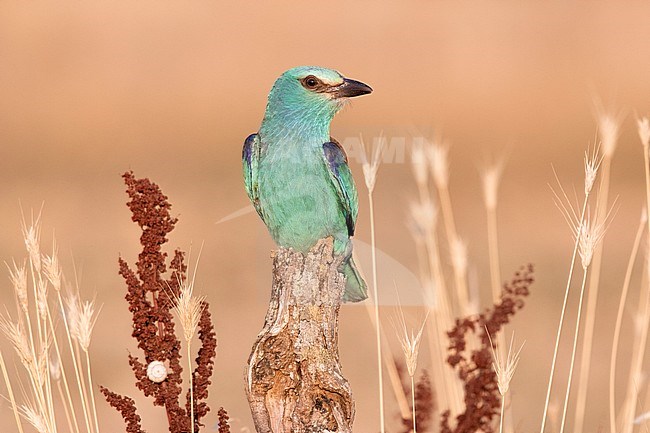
[243,66,372,302]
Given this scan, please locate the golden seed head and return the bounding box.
[598,113,620,159]
[43,248,62,292]
[488,331,525,396]
[0,316,33,369]
[481,162,503,211]
[360,135,385,192]
[7,260,28,312]
[77,299,101,352]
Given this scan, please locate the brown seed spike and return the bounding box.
[103,172,217,433]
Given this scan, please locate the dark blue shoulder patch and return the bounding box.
[323,140,348,167]
[243,133,258,162]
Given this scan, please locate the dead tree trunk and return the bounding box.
[245,238,355,433]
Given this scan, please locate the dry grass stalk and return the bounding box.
[1,213,103,433]
[574,114,621,433]
[76,298,101,433]
[540,146,602,433]
[362,304,411,421]
[409,138,464,418]
[481,161,504,303]
[64,292,94,433]
[171,260,207,433]
[1,349,25,433]
[488,331,524,433]
[361,135,386,433]
[609,209,646,433]
[558,198,615,433]
[394,306,428,433]
[427,140,470,315]
[620,246,650,433]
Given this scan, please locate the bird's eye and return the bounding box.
[302,75,320,90]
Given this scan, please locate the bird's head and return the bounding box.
[262,66,372,139]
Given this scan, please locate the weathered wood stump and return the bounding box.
[245,238,354,433]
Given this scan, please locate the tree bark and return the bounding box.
[245,238,355,433]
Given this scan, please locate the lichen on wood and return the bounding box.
[245,238,354,433]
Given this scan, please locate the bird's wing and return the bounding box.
[322,138,359,236]
[242,133,265,221]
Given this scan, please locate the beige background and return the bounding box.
[2,2,650,432]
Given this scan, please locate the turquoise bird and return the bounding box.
[243,66,372,302]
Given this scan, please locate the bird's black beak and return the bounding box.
[330,78,373,98]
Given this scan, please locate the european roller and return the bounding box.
[243,66,372,302]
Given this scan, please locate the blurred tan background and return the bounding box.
[2,1,650,432]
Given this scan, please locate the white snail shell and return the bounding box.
[147,361,168,383]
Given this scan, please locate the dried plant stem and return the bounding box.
[540,196,589,433]
[500,395,506,433]
[437,184,469,313]
[58,292,93,433]
[485,186,514,433]
[368,191,385,433]
[644,132,650,237]
[383,347,410,421]
[423,229,462,415]
[621,272,650,433]
[56,379,74,433]
[411,375,417,433]
[83,350,100,433]
[45,302,81,433]
[188,344,194,433]
[559,270,589,433]
[362,307,409,421]
[1,350,25,433]
[487,205,502,303]
[574,157,612,433]
[74,342,93,432]
[609,214,645,433]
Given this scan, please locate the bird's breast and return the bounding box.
[257,142,347,251]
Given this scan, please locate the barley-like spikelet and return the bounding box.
[19,400,50,433]
[394,309,428,378]
[64,293,81,343]
[481,162,503,212]
[0,316,34,369]
[576,205,615,270]
[21,215,43,274]
[171,277,206,343]
[598,113,621,159]
[583,144,603,196]
[43,242,62,292]
[489,332,524,396]
[77,299,101,352]
[37,279,48,321]
[7,260,29,312]
[360,134,385,193]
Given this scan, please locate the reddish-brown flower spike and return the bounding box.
[440,265,534,433]
[103,172,217,433]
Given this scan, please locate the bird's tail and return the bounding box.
[342,256,368,303]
